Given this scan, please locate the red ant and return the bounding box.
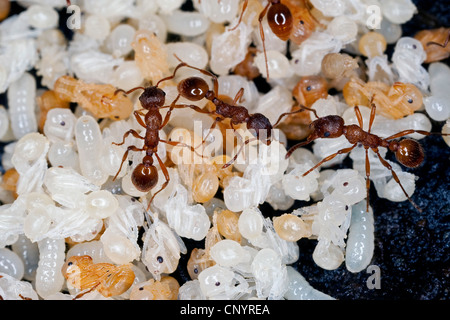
[111,73,204,209]
[231,0,317,80]
[279,99,449,212]
[159,58,278,168]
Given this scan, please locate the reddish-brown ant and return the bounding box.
[159,58,276,168]
[111,73,203,209]
[231,0,317,80]
[279,99,449,212]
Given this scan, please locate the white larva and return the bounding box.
[0,248,25,280]
[345,201,375,273]
[75,115,108,186]
[7,72,37,140]
[284,266,335,300]
[35,238,65,299]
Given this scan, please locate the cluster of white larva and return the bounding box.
[0,0,448,301]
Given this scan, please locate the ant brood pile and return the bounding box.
[0,0,449,301]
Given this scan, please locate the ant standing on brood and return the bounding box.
[111,74,203,209]
[281,99,449,212]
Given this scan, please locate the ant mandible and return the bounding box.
[279,98,449,212]
[111,72,203,209]
[159,57,277,168]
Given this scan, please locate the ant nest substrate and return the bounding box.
[0,0,449,300]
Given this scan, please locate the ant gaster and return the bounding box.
[280,98,449,212]
[160,57,277,168]
[112,73,202,209]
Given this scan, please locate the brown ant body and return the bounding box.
[232,0,317,79]
[161,59,276,167]
[281,100,449,212]
[112,74,201,208]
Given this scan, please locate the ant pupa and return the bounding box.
[281,98,450,212]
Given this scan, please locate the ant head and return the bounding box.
[61,256,92,278]
[131,162,158,192]
[178,77,209,101]
[392,82,423,110]
[309,115,345,140]
[139,86,166,109]
[247,113,273,143]
[392,139,424,168]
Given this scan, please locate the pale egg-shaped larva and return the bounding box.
[111,61,143,92]
[312,240,344,270]
[166,42,208,69]
[85,190,119,219]
[284,266,335,300]
[210,239,246,267]
[238,207,264,240]
[163,9,211,37]
[25,4,58,29]
[100,228,140,265]
[380,0,417,24]
[84,14,111,41]
[326,15,358,44]
[11,234,39,281]
[0,248,25,280]
[105,24,136,58]
[66,240,113,264]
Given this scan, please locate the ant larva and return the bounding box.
[112,73,204,208]
[281,98,449,212]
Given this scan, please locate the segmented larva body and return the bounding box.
[35,238,65,299]
[284,266,334,300]
[345,201,375,273]
[7,72,37,140]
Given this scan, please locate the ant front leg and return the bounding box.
[364,147,371,212]
[372,147,422,212]
[195,117,224,149]
[273,104,319,127]
[232,88,245,105]
[112,129,144,146]
[302,144,357,177]
[160,139,206,160]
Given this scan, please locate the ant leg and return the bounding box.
[147,153,170,210]
[112,129,144,146]
[364,147,371,212]
[427,30,450,47]
[285,139,314,158]
[73,283,101,300]
[160,95,181,129]
[258,1,272,81]
[232,88,245,105]
[160,103,215,116]
[354,106,364,128]
[195,117,224,149]
[114,87,145,96]
[383,129,436,141]
[133,110,147,128]
[223,137,258,169]
[228,0,248,31]
[373,148,422,212]
[273,104,319,127]
[113,145,145,181]
[160,139,206,159]
[302,144,357,176]
[367,97,377,133]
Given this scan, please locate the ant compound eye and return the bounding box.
[157,256,164,263]
[324,131,330,137]
[300,20,304,25]
[306,86,311,91]
[407,98,413,104]
[412,44,417,49]
[68,262,73,266]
